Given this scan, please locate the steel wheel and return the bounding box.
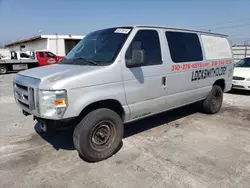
[90,121,116,151]
[202,85,223,114]
[212,90,222,109]
[73,108,124,162]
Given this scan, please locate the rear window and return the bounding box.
[165,31,203,63]
[201,35,232,60]
[46,52,55,58]
[20,53,31,58]
[39,52,44,58]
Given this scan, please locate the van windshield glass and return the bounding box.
[235,58,250,68]
[61,27,132,65]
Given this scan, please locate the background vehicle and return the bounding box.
[31,51,64,66]
[10,51,33,60]
[13,26,234,162]
[0,50,64,74]
[232,57,250,91]
[0,51,38,74]
[0,54,11,60]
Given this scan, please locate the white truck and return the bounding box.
[0,50,64,74]
[13,26,234,162]
[0,51,38,74]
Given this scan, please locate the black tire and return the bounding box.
[0,65,7,74]
[202,85,223,114]
[73,108,124,162]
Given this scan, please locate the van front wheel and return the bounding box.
[73,108,124,162]
[202,85,223,114]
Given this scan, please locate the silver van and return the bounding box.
[13,26,234,162]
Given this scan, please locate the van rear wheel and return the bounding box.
[73,108,124,162]
[202,85,223,114]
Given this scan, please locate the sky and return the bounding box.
[0,0,250,45]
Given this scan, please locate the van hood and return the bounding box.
[17,64,119,90]
[233,67,250,78]
[18,64,103,81]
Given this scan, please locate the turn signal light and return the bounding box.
[54,99,66,106]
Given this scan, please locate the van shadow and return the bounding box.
[35,103,199,151]
[124,103,199,138]
[35,124,75,150]
[228,89,250,96]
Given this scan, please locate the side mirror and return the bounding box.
[126,50,145,68]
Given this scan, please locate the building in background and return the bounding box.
[232,45,250,63]
[5,34,84,56]
[0,47,11,59]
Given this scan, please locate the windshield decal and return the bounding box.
[114,28,131,34]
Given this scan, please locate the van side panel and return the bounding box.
[163,30,206,109]
[196,34,234,97]
[120,29,233,123]
[120,28,169,121]
[67,82,130,119]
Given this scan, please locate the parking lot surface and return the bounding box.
[1,73,250,188]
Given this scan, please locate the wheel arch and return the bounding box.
[213,79,225,91]
[78,99,126,121]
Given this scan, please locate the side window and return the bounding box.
[126,30,162,66]
[20,53,31,58]
[20,53,26,58]
[39,52,44,58]
[46,52,56,58]
[165,31,203,63]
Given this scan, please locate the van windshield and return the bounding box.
[235,58,250,68]
[60,27,132,65]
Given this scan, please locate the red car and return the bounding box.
[35,51,64,66]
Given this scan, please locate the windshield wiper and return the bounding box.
[74,57,98,65]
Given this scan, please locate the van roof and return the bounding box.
[131,25,228,37]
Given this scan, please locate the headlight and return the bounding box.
[39,90,67,118]
[246,77,250,81]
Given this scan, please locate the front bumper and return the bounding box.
[232,80,250,91]
[36,117,76,130]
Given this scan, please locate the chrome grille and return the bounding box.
[29,88,35,110]
[15,83,28,91]
[233,76,245,80]
[14,82,35,110]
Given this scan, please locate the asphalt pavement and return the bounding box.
[1,73,250,188]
